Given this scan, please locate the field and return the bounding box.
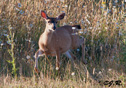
[0,0,126,88]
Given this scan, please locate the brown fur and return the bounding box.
[34,11,87,73]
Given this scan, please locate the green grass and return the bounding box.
[0,0,126,87]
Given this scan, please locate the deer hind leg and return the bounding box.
[64,50,75,75]
[80,37,87,64]
[34,49,44,73]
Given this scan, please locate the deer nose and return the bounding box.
[53,23,56,30]
[53,26,56,30]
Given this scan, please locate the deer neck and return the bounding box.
[43,27,54,45]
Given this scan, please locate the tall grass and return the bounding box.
[0,0,126,87]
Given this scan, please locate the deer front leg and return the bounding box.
[34,49,44,74]
[56,51,60,71]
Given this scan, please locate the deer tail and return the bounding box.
[72,25,81,30]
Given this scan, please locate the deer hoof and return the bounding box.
[34,67,39,74]
[56,67,59,70]
[71,72,75,76]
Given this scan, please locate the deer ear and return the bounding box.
[57,13,65,20]
[41,11,48,19]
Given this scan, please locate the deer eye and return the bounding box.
[48,21,51,23]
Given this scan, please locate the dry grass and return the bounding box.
[0,67,125,88]
[0,0,126,87]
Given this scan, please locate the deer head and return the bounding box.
[41,11,65,31]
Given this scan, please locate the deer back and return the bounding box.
[56,25,83,49]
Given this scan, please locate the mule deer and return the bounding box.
[34,11,87,74]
